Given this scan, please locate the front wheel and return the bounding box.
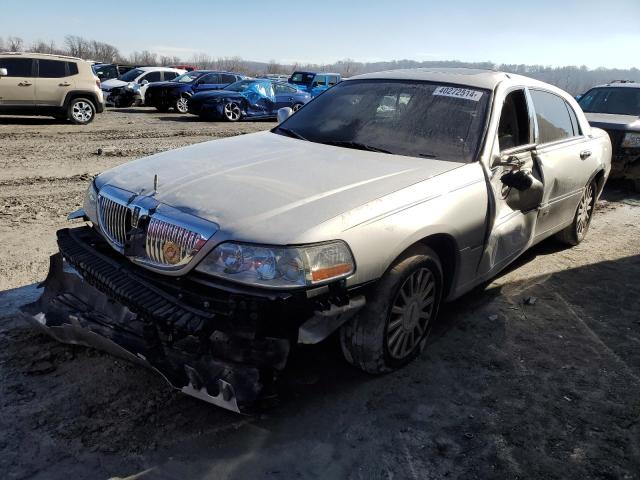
[68,98,96,125]
[292,102,304,112]
[222,101,242,122]
[174,96,189,113]
[555,179,596,246]
[340,245,443,373]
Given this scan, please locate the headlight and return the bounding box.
[621,132,640,148]
[125,82,140,92]
[196,241,355,288]
[83,181,98,222]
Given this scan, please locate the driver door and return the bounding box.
[477,87,549,277]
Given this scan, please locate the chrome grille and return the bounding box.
[145,217,204,266]
[97,195,131,247]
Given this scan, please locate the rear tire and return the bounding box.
[555,179,596,246]
[339,245,443,373]
[174,96,189,113]
[67,98,96,125]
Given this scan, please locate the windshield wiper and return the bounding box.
[321,140,392,154]
[277,127,308,141]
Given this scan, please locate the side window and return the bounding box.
[327,75,339,86]
[529,90,574,144]
[141,71,161,83]
[565,102,581,136]
[38,59,67,78]
[66,62,79,76]
[0,58,33,77]
[314,75,327,86]
[163,71,178,81]
[220,73,237,84]
[498,89,531,151]
[199,73,220,84]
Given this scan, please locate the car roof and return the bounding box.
[136,66,184,72]
[0,51,89,62]
[347,68,515,89]
[588,81,640,89]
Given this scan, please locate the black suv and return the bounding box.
[578,80,640,189]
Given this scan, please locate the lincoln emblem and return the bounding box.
[162,240,181,264]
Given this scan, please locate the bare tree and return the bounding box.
[129,50,158,66]
[7,36,24,52]
[191,53,214,69]
[266,59,283,74]
[31,39,59,54]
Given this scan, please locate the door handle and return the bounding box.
[59,82,71,87]
[580,150,592,160]
[18,81,33,87]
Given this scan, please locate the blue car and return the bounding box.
[144,71,246,113]
[188,79,312,121]
[288,71,341,97]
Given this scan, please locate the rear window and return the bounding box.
[38,59,67,78]
[529,90,575,144]
[289,72,315,84]
[0,57,33,77]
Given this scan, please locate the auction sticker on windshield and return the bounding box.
[433,86,483,101]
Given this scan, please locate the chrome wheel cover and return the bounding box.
[176,97,189,113]
[72,101,93,123]
[576,183,594,238]
[224,102,241,121]
[386,267,436,360]
[292,103,303,112]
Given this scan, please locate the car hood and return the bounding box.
[95,131,464,244]
[101,79,127,90]
[585,112,640,132]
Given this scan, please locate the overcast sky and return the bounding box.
[4,0,639,68]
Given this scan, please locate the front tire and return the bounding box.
[340,245,443,373]
[222,101,242,122]
[556,179,596,246]
[174,96,189,113]
[67,98,96,125]
[292,102,304,112]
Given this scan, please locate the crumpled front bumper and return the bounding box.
[21,227,365,413]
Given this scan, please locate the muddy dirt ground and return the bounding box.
[0,109,639,480]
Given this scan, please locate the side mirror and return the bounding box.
[0,68,7,77]
[575,94,582,101]
[277,107,293,123]
[140,79,149,85]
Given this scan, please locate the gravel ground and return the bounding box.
[0,108,639,480]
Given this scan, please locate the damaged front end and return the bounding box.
[22,227,364,413]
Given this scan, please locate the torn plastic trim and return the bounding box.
[298,295,366,344]
[21,253,289,413]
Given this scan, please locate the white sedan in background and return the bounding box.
[101,66,185,106]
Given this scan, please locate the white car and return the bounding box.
[101,66,185,106]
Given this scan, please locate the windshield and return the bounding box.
[118,68,144,82]
[173,71,201,83]
[275,80,490,162]
[579,87,640,116]
[289,72,315,84]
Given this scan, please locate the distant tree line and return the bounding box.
[2,35,639,94]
